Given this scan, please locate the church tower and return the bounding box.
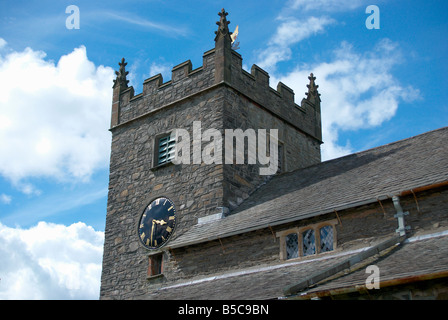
[100,9,322,299]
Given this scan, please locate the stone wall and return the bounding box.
[221,86,321,209]
[101,88,226,299]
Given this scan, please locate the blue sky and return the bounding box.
[0,0,447,299]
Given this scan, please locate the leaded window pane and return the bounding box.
[302,229,316,256]
[320,226,334,252]
[285,233,298,259]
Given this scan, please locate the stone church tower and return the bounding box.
[100,9,322,299]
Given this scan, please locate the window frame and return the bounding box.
[147,253,164,279]
[319,224,335,253]
[266,134,285,173]
[277,219,338,261]
[301,228,316,257]
[285,232,299,259]
[152,131,176,169]
[277,141,285,173]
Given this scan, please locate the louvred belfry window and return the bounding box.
[157,135,176,165]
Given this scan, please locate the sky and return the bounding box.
[0,0,446,299]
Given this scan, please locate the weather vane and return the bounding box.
[231,25,240,50]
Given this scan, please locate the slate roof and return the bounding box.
[149,244,366,299]
[149,233,448,299]
[294,232,448,299]
[169,127,448,249]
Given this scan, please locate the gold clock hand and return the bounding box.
[153,219,167,226]
[150,220,155,246]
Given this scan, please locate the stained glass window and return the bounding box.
[285,233,298,259]
[302,229,316,256]
[320,225,334,252]
[281,223,336,260]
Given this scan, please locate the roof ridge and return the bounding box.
[229,125,448,215]
[340,126,448,160]
[271,125,448,181]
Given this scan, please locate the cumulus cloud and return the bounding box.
[255,1,419,161]
[270,39,419,160]
[0,221,104,299]
[0,40,114,189]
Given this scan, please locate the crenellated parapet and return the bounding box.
[111,49,216,127]
[110,8,321,142]
[225,48,321,141]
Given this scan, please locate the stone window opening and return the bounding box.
[320,225,334,252]
[277,220,338,260]
[277,142,284,173]
[147,253,163,279]
[285,232,299,259]
[157,134,176,165]
[152,132,176,169]
[266,135,285,173]
[302,228,316,256]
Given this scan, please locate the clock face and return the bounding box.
[138,197,176,250]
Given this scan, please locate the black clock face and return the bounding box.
[138,197,176,250]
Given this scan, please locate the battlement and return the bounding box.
[111,48,215,126]
[110,9,321,142]
[227,49,321,141]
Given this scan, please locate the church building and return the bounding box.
[100,9,448,300]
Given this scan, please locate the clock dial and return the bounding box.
[138,197,176,250]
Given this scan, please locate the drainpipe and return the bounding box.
[392,196,410,236]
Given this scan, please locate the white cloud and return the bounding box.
[257,16,335,71]
[255,11,418,160]
[148,61,171,80]
[270,39,419,160]
[0,221,104,299]
[270,17,335,47]
[0,38,7,50]
[0,41,114,189]
[0,193,12,204]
